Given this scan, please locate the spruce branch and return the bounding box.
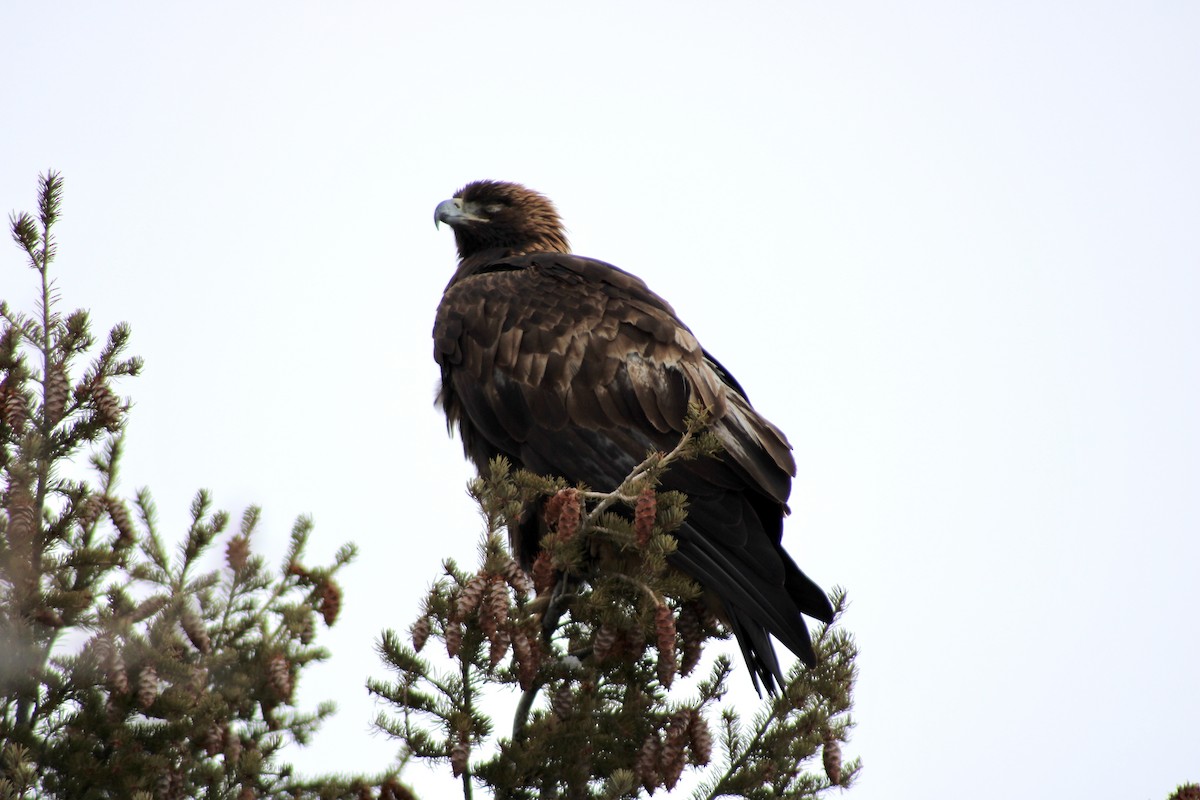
[373,404,858,798]
[2,172,378,798]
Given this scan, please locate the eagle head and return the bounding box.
[435,180,570,260]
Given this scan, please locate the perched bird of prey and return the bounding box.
[432,180,833,692]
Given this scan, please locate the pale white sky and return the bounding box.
[3,2,1198,798]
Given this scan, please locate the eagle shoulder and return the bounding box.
[434,254,718,437]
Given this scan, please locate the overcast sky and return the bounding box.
[3,2,1198,798]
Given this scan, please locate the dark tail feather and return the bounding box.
[727,606,807,696]
[785,555,835,624]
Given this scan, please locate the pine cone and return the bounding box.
[593,623,618,662]
[531,550,556,596]
[44,362,69,426]
[689,709,713,765]
[455,573,488,621]
[2,379,28,431]
[5,492,36,553]
[655,602,677,688]
[450,731,470,778]
[265,653,292,702]
[298,612,315,645]
[445,621,464,658]
[202,722,226,757]
[131,595,168,623]
[90,635,113,671]
[318,579,342,626]
[105,497,136,547]
[189,665,209,696]
[542,490,567,526]
[661,711,690,789]
[484,576,510,635]
[556,488,581,542]
[634,733,662,794]
[137,665,159,710]
[224,733,243,766]
[634,488,656,547]
[379,778,417,800]
[156,770,176,800]
[34,608,64,628]
[93,635,129,694]
[76,493,104,528]
[552,682,573,720]
[410,616,431,652]
[92,381,122,428]
[225,535,250,572]
[488,625,511,667]
[502,557,533,595]
[677,602,704,676]
[181,602,211,654]
[822,734,842,785]
[510,622,541,690]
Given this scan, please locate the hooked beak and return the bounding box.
[434,197,487,229]
[434,198,461,229]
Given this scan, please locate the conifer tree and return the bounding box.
[0,173,388,799]
[371,408,860,797]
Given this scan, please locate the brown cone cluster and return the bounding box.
[483,577,510,641]
[593,623,619,662]
[410,616,431,652]
[265,653,292,702]
[202,722,226,757]
[488,625,511,667]
[92,634,128,694]
[501,556,534,595]
[450,568,543,681]
[378,778,417,800]
[5,487,35,559]
[509,620,541,690]
[660,710,691,789]
[676,602,705,676]
[1,377,28,431]
[225,535,250,572]
[634,487,656,547]
[75,493,104,529]
[44,362,69,425]
[635,709,712,794]
[105,496,136,547]
[444,621,463,658]
[542,487,581,545]
[224,730,243,766]
[449,730,470,778]
[688,710,712,765]
[655,602,677,688]
[181,602,211,654]
[531,550,556,596]
[318,579,342,626]
[156,769,184,800]
[552,682,574,720]
[136,665,158,710]
[822,733,842,785]
[91,381,122,429]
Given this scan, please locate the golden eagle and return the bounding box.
[433,180,833,692]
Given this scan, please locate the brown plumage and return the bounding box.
[432,180,833,693]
